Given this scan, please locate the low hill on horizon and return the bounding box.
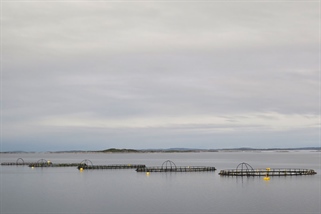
[2,147,320,153]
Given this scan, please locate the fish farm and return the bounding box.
[1,158,145,169]
[136,160,216,172]
[219,162,317,176]
[1,159,317,176]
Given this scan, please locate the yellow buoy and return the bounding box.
[263,176,270,180]
[146,172,150,176]
[79,168,83,171]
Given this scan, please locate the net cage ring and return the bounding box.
[78,159,94,169]
[236,162,254,171]
[37,159,51,165]
[16,158,25,165]
[161,160,177,170]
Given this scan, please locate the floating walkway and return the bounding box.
[136,160,216,172]
[28,159,82,167]
[78,164,146,170]
[77,159,146,170]
[1,162,34,166]
[1,158,73,167]
[1,158,34,166]
[30,163,80,167]
[136,166,216,172]
[28,159,146,169]
[219,162,317,176]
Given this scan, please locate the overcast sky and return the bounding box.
[1,0,319,152]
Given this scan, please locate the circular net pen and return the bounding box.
[1,158,38,166]
[16,158,25,165]
[136,160,216,172]
[78,159,94,170]
[161,160,177,172]
[236,162,254,173]
[219,162,257,176]
[29,159,53,167]
[219,162,317,176]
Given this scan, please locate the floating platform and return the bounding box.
[1,158,33,166]
[77,159,146,170]
[78,164,146,170]
[136,166,216,172]
[219,169,317,176]
[28,159,146,169]
[0,158,72,167]
[136,160,216,172]
[1,162,34,166]
[219,162,317,176]
[27,159,83,168]
[29,163,81,167]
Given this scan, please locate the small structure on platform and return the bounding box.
[136,160,216,172]
[219,162,317,176]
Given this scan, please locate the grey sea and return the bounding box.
[1,151,320,214]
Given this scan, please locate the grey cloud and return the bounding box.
[2,1,319,151]
[3,2,317,56]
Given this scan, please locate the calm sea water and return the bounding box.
[1,151,320,214]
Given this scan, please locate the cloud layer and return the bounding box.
[2,1,319,151]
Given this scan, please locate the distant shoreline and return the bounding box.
[1,147,320,154]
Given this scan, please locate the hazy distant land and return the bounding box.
[2,147,321,154]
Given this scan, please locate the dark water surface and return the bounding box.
[1,151,320,214]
